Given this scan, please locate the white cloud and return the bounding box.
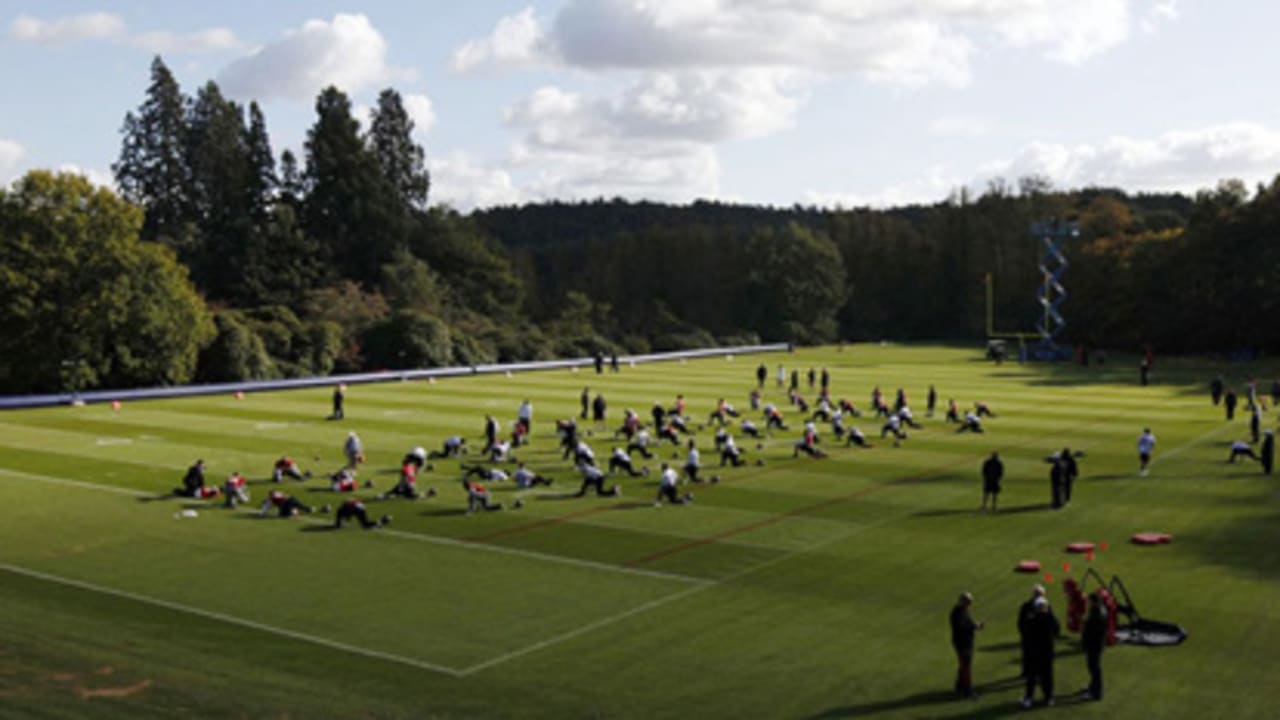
[9,12,241,55]
[0,139,25,183]
[9,12,124,43]
[451,7,546,72]
[218,14,407,102]
[983,123,1280,193]
[429,153,524,210]
[460,1,1143,84]
[57,163,115,190]
[403,93,436,136]
[1141,0,1180,33]
[132,27,242,55]
[498,69,799,203]
[806,165,963,208]
[927,115,989,138]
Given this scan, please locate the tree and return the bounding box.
[368,88,430,209]
[303,86,404,285]
[0,171,214,393]
[743,224,847,343]
[113,56,194,254]
[185,81,251,299]
[361,310,452,369]
[243,102,277,224]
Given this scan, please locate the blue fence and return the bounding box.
[0,344,790,410]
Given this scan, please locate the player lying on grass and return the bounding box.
[259,490,316,518]
[513,462,553,488]
[223,472,249,507]
[329,469,360,492]
[463,465,510,484]
[956,411,984,433]
[609,447,646,477]
[740,418,762,438]
[174,459,217,498]
[487,439,515,463]
[708,398,740,426]
[462,478,505,514]
[379,460,423,500]
[575,463,621,497]
[845,426,872,448]
[272,456,310,483]
[428,436,466,459]
[654,464,692,506]
[335,497,391,528]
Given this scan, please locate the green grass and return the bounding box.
[1,344,1278,718]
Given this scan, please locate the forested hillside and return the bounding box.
[2,56,1278,394]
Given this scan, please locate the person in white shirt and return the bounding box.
[720,434,745,467]
[845,426,872,448]
[574,463,620,497]
[517,399,533,435]
[1228,440,1260,463]
[881,414,907,440]
[343,431,363,469]
[609,447,644,477]
[899,406,922,429]
[684,440,702,482]
[513,462,552,488]
[654,463,692,506]
[488,439,514,463]
[574,440,596,467]
[956,412,983,434]
[627,428,655,458]
[740,418,762,438]
[428,436,466,459]
[1136,428,1156,476]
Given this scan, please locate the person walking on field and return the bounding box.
[1225,389,1238,421]
[1250,405,1262,444]
[1211,375,1225,406]
[1137,428,1156,477]
[949,592,984,700]
[1081,592,1108,701]
[981,452,1003,512]
[756,363,767,389]
[580,387,590,420]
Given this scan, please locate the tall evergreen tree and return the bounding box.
[244,102,277,224]
[303,86,403,285]
[185,81,250,300]
[278,149,305,208]
[368,88,430,209]
[112,56,193,253]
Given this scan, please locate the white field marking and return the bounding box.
[1148,421,1237,469]
[0,562,465,678]
[459,581,710,676]
[95,437,133,446]
[0,467,706,586]
[457,488,952,676]
[253,422,291,430]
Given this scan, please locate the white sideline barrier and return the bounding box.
[0,344,789,410]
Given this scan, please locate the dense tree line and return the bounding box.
[2,55,1279,394]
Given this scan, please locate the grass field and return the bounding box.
[1,344,1278,719]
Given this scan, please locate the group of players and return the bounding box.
[169,365,1006,523]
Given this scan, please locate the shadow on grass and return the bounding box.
[300,524,339,533]
[808,675,1024,719]
[421,507,468,517]
[913,503,1052,518]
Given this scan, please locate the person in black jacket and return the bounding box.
[1262,430,1274,475]
[592,393,607,423]
[1225,389,1238,421]
[1016,584,1046,680]
[981,452,1003,512]
[1021,596,1060,708]
[949,592,984,699]
[756,363,767,389]
[580,387,590,420]
[1081,592,1108,701]
[1211,375,1224,406]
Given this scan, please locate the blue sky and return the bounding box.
[2,1,1279,210]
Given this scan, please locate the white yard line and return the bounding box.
[1150,421,1236,467]
[0,467,706,586]
[0,562,466,678]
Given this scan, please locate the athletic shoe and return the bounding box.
[1020,698,1033,710]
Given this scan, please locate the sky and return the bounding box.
[2,1,1280,211]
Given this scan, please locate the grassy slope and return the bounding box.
[0,344,1277,718]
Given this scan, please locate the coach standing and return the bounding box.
[981,451,1003,512]
[949,592,983,699]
